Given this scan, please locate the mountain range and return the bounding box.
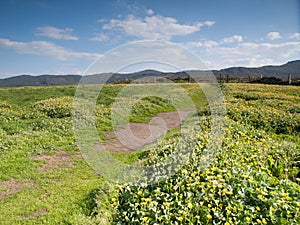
[0,60,299,87]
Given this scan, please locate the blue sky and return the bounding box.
[0,0,299,77]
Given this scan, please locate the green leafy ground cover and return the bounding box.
[0,84,203,224]
[0,83,299,224]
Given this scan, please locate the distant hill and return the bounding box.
[214,60,300,79]
[0,75,81,87]
[0,60,299,87]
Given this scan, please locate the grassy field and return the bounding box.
[0,83,299,224]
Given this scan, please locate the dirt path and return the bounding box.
[32,151,77,172]
[0,179,34,199]
[103,110,191,152]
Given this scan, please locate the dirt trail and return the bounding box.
[103,110,190,152]
[32,151,82,172]
[0,179,34,199]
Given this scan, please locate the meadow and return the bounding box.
[0,83,299,224]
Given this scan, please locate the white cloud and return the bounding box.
[146,9,154,15]
[266,31,281,40]
[224,57,274,68]
[218,42,298,58]
[35,26,78,40]
[202,41,219,48]
[103,14,215,40]
[289,32,300,40]
[186,35,243,50]
[0,71,13,78]
[203,41,300,68]
[90,33,109,42]
[203,21,215,26]
[185,38,300,69]
[85,41,210,74]
[0,38,101,61]
[221,35,243,44]
[186,40,219,48]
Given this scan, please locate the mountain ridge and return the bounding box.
[0,60,299,87]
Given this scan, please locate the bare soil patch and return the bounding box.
[103,110,190,152]
[20,208,48,219]
[32,151,80,172]
[0,179,34,199]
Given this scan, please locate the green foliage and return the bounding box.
[111,119,300,225]
[107,84,300,225]
[129,96,175,123]
[0,100,11,108]
[34,96,74,118]
[227,84,300,134]
[0,84,197,224]
[0,85,76,106]
[0,83,299,224]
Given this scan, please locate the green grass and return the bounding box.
[3,83,297,224]
[0,159,103,225]
[0,86,76,106]
[0,83,205,224]
[98,84,300,225]
[4,84,300,225]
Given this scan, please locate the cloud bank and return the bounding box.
[36,26,79,40]
[103,14,215,40]
[0,38,101,61]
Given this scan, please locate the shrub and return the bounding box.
[34,96,73,118]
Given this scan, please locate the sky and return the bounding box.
[0,0,299,77]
